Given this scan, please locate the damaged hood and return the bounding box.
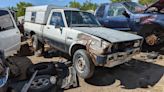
[73,27,142,43]
[146,0,164,10]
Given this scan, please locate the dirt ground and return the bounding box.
[9,43,164,92]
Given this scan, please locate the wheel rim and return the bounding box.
[75,55,86,73]
[30,78,49,89]
[146,34,158,46]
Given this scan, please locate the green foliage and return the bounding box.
[139,0,157,5]
[16,2,32,17]
[111,0,131,3]
[7,6,17,11]
[69,1,81,8]
[69,0,98,10]
[81,2,98,10]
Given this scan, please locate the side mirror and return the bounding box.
[122,11,130,18]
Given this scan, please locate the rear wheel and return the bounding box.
[73,49,95,79]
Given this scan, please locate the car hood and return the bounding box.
[73,27,142,43]
[146,0,164,10]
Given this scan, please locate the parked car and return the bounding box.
[0,9,21,91]
[0,9,21,58]
[95,0,164,47]
[24,5,143,79]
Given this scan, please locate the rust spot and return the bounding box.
[146,34,158,46]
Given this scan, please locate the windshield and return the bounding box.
[64,11,101,27]
[123,2,145,13]
[0,10,15,32]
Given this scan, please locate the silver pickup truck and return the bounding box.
[0,9,21,90]
[24,5,143,79]
[0,9,21,58]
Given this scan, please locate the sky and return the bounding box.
[0,0,139,8]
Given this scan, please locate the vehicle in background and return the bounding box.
[0,9,21,90]
[95,0,164,48]
[0,9,21,58]
[24,5,143,79]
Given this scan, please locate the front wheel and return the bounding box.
[73,49,95,79]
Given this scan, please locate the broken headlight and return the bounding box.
[90,40,112,54]
[134,40,141,47]
[91,40,112,49]
[101,41,112,49]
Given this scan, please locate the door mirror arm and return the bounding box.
[122,11,130,18]
[55,24,63,33]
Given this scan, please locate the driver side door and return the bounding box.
[43,10,67,52]
[107,4,130,31]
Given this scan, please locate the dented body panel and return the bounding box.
[24,5,143,67]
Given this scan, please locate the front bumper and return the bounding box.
[95,48,140,67]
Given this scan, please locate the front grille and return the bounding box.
[111,41,134,53]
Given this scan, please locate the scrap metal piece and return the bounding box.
[147,51,159,59]
[0,67,9,88]
[21,70,38,92]
[61,66,78,89]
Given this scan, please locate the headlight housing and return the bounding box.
[90,40,112,54]
[134,40,141,47]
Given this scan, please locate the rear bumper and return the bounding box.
[95,48,140,67]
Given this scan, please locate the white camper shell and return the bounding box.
[25,5,60,24]
[24,5,78,24]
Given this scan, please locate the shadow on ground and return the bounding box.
[142,43,164,55]
[43,49,71,60]
[85,60,164,89]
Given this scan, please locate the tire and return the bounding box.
[138,26,163,51]
[73,49,95,79]
[26,62,56,78]
[31,35,44,56]
[28,75,55,92]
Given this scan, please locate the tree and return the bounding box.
[69,1,81,8]
[139,0,157,6]
[111,0,131,3]
[81,1,98,10]
[16,2,32,17]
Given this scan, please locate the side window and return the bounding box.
[50,12,64,27]
[108,4,126,16]
[96,5,105,18]
[0,10,15,32]
[31,12,36,22]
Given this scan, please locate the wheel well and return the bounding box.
[139,24,162,36]
[71,44,86,56]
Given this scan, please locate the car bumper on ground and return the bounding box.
[95,48,141,67]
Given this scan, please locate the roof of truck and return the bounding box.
[26,5,79,12]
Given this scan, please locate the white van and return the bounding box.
[0,9,21,57]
